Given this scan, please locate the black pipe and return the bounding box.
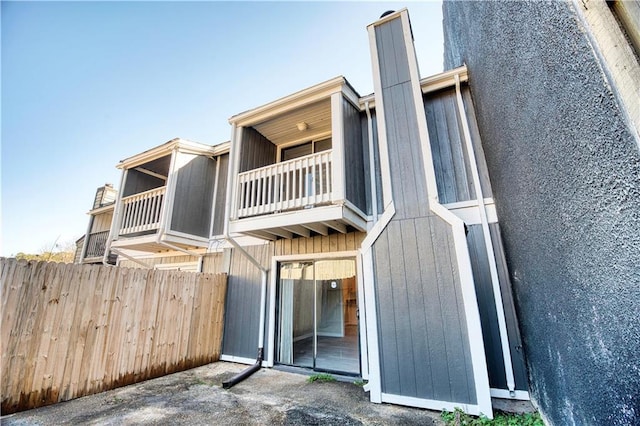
[222,348,263,389]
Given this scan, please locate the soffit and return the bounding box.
[252,98,332,146]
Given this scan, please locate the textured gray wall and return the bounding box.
[442,1,640,424]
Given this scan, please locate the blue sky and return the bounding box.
[1,1,444,256]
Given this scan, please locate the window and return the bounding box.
[280,138,332,162]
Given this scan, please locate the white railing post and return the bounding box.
[235,151,333,219]
[118,186,166,235]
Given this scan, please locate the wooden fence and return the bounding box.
[1,258,227,414]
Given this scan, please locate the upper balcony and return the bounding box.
[227,77,371,240]
[108,138,229,254]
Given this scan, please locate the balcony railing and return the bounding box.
[119,186,166,235]
[237,151,332,218]
[84,230,109,259]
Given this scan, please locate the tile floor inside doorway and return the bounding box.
[293,325,360,374]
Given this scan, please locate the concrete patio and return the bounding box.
[1,362,444,425]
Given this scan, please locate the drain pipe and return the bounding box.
[221,238,268,389]
[222,123,269,389]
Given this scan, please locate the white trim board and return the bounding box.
[490,389,531,401]
[381,393,490,418]
[220,355,257,366]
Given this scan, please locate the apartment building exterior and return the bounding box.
[77,9,539,419]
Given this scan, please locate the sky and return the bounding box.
[1,1,444,257]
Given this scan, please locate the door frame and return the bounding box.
[266,251,367,378]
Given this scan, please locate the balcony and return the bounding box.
[227,77,371,240]
[84,230,110,259]
[119,186,165,236]
[236,151,332,218]
[109,138,230,253]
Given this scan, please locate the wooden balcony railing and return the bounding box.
[84,230,110,259]
[237,151,332,218]
[119,186,165,235]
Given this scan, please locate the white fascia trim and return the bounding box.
[358,65,469,110]
[117,138,228,170]
[162,230,209,244]
[381,393,489,418]
[87,204,115,215]
[228,204,368,235]
[490,389,531,401]
[274,251,359,263]
[220,355,257,366]
[113,248,208,260]
[110,234,159,248]
[229,76,353,127]
[421,65,469,95]
[399,9,493,418]
[445,203,498,225]
[366,7,408,28]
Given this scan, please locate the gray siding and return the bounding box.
[221,244,272,360]
[211,153,229,236]
[170,154,216,237]
[375,19,429,219]
[343,97,367,214]
[122,169,165,197]
[374,218,476,402]
[371,15,477,405]
[362,109,384,214]
[444,1,640,424]
[424,87,492,204]
[240,126,276,173]
[466,224,527,391]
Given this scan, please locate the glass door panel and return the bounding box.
[314,260,359,374]
[276,259,359,375]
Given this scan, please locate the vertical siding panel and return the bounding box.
[400,220,433,398]
[373,230,401,394]
[387,221,417,397]
[419,218,453,401]
[432,216,473,403]
[239,127,276,173]
[212,153,230,236]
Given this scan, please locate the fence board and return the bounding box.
[0,258,227,414]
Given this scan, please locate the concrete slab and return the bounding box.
[1,362,443,425]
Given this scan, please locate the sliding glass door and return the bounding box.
[276,259,359,375]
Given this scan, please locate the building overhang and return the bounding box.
[116,139,230,170]
[228,204,368,241]
[110,232,209,253]
[229,76,361,128]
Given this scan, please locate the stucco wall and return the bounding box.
[442,1,640,425]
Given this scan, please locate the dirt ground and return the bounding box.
[1,362,445,425]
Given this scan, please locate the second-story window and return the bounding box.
[280,138,332,161]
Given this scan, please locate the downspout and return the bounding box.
[454,74,516,394]
[221,238,268,389]
[221,123,270,389]
[365,101,379,222]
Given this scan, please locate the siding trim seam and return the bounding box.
[399,10,493,417]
